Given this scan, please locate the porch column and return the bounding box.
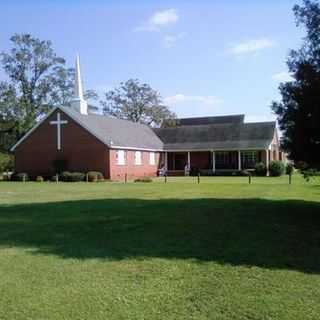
[266,149,269,176]
[187,151,191,169]
[164,152,168,171]
[238,150,241,171]
[212,151,216,172]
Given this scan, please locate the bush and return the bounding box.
[255,162,267,176]
[11,173,29,181]
[269,161,285,177]
[134,177,153,183]
[87,171,104,182]
[36,176,44,182]
[286,163,294,175]
[60,171,85,182]
[0,152,14,173]
[302,169,320,182]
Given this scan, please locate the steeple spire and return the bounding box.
[70,54,88,115]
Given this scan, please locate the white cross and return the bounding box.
[50,112,68,150]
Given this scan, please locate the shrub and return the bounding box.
[0,152,14,173]
[11,173,29,181]
[286,163,294,175]
[269,161,285,177]
[87,171,104,182]
[60,171,85,182]
[255,162,267,176]
[134,177,153,183]
[302,169,320,182]
[36,176,44,182]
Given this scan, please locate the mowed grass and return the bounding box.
[0,176,320,320]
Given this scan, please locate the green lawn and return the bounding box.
[0,176,319,320]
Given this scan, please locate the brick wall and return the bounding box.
[109,149,161,181]
[14,109,110,178]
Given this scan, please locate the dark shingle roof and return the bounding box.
[62,107,275,151]
[153,122,276,151]
[176,114,245,126]
[61,106,164,150]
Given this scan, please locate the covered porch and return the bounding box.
[164,150,268,175]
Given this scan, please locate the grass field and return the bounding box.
[0,176,320,319]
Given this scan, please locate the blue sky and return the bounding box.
[0,0,304,122]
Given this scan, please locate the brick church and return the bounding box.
[11,57,283,180]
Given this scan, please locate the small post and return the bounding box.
[23,174,26,183]
[197,172,200,184]
[289,173,292,185]
[86,173,89,183]
[125,173,127,183]
[56,174,59,183]
[164,173,167,183]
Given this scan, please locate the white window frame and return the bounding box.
[116,150,126,165]
[134,151,142,165]
[149,152,156,165]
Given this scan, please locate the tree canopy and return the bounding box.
[272,0,320,169]
[0,34,97,152]
[101,79,176,127]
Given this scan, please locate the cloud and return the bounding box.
[163,33,185,48]
[135,9,179,32]
[272,71,293,82]
[164,94,223,106]
[229,38,276,56]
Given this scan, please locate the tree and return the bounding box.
[271,0,320,169]
[101,79,176,126]
[0,33,98,151]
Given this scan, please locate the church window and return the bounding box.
[135,151,142,165]
[116,150,126,165]
[149,152,155,165]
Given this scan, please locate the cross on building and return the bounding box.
[50,112,68,150]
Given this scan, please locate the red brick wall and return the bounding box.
[109,149,161,181]
[14,109,110,178]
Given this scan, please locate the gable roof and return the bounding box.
[10,106,164,152]
[176,114,245,126]
[11,106,276,153]
[153,121,276,151]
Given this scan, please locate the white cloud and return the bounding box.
[164,94,223,106]
[229,38,276,56]
[135,9,179,32]
[163,33,185,48]
[272,71,293,82]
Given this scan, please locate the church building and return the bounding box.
[11,57,282,180]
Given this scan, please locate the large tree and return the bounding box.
[0,34,98,152]
[101,79,176,127]
[272,0,320,169]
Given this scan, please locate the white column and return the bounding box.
[238,150,241,171]
[164,152,168,171]
[187,152,191,169]
[266,149,269,176]
[212,151,216,172]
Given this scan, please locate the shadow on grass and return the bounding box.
[0,198,319,273]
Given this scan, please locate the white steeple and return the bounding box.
[70,54,88,115]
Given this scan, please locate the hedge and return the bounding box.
[87,171,104,182]
[269,161,285,177]
[255,162,267,176]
